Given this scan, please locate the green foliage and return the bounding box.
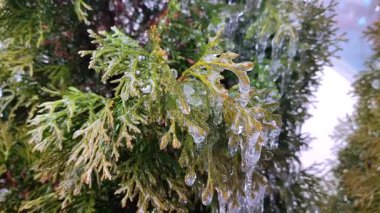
[331,21,380,212]
[0,0,340,212]
[160,0,341,211]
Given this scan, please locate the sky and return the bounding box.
[300,0,379,171]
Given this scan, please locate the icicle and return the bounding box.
[0,88,2,98]
[217,188,229,213]
[287,40,297,59]
[256,33,270,64]
[184,169,197,186]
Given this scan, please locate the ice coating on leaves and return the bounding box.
[189,95,203,107]
[203,54,218,62]
[231,124,243,135]
[201,184,213,206]
[177,98,191,115]
[27,22,284,212]
[140,84,152,94]
[188,125,207,144]
[183,84,195,98]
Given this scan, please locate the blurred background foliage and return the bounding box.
[0,0,343,212]
[330,21,380,212]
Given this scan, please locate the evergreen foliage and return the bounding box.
[330,21,380,212]
[0,0,340,212]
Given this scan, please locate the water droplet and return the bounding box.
[138,55,146,60]
[185,170,196,186]
[171,68,178,78]
[140,84,152,94]
[14,70,23,82]
[371,79,380,90]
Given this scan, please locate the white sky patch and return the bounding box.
[300,67,355,171]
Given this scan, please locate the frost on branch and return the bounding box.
[27,27,281,211]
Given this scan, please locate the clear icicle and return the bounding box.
[217,188,229,213]
[287,40,297,59]
[0,88,2,98]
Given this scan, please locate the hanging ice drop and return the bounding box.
[201,186,213,206]
[184,170,196,186]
